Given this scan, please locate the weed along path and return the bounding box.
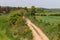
[26,18,49,40]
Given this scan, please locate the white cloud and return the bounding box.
[0,0,60,8]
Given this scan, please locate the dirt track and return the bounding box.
[26,19,49,40]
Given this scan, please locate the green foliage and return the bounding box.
[29,16,60,40]
[36,8,44,13]
[0,9,33,40]
[0,15,18,40]
[29,6,36,16]
[8,9,27,26]
[8,10,33,40]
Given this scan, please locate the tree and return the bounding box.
[30,6,36,16]
[24,7,28,12]
[36,8,44,13]
[8,9,27,26]
[19,9,27,16]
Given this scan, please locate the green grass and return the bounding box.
[45,12,60,15]
[0,15,33,40]
[36,16,60,23]
[29,16,60,40]
[0,15,12,40]
[0,15,18,40]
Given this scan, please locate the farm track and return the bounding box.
[26,18,49,40]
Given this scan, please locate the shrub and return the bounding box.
[8,10,26,37]
[40,14,46,16]
[49,14,60,16]
[8,9,26,26]
[57,23,60,27]
[7,10,33,40]
[39,19,43,23]
[45,22,51,26]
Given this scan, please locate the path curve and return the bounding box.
[26,18,49,40]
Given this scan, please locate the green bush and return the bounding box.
[8,9,26,26]
[8,10,33,40]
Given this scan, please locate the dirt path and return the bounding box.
[26,19,49,40]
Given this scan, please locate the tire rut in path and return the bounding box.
[26,19,49,40]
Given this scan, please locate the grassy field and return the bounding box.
[36,16,60,23]
[45,12,60,15]
[0,15,32,40]
[0,15,18,40]
[0,15,12,40]
[29,16,60,40]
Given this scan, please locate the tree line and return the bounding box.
[0,6,45,15]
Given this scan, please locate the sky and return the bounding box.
[0,0,60,8]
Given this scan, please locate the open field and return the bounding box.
[0,15,12,40]
[29,16,60,40]
[36,16,60,23]
[45,12,60,15]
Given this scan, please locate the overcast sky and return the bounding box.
[0,0,60,8]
